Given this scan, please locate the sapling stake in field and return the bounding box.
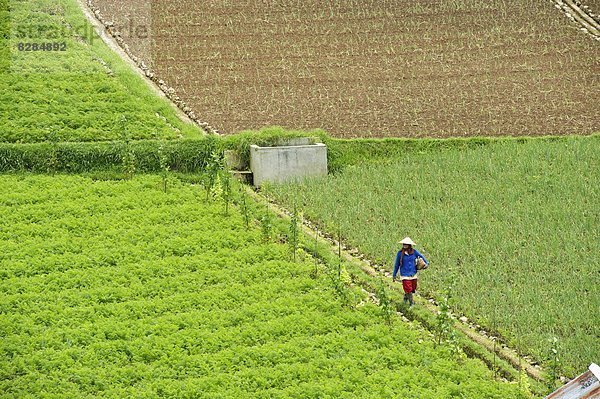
[263,136,600,378]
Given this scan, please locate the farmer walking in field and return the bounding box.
[392,237,428,306]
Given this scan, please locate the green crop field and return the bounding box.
[1,0,597,396]
[263,136,600,378]
[0,174,530,398]
[0,0,201,142]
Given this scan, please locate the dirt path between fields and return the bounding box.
[76,0,219,134]
[246,187,547,383]
[553,0,600,39]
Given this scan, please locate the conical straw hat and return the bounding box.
[400,237,416,246]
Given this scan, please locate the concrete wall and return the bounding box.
[250,143,327,187]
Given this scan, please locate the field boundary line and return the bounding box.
[566,0,600,29]
[553,0,600,40]
[247,187,545,382]
[76,0,219,135]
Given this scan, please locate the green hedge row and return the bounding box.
[0,127,323,173]
[1,126,597,173]
[0,138,219,173]
[322,134,590,172]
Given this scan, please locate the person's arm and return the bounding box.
[392,251,401,281]
[414,249,428,265]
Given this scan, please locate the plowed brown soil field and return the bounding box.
[89,0,599,138]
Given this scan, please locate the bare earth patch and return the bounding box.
[88,0,599,138]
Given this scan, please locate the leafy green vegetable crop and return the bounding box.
[0,0,201,142]
[0,174,528,398]
[263,135,600,378]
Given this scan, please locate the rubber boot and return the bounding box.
[408,293,414,306]
[403,294,409,305]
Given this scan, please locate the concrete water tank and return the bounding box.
[250,141,327,187]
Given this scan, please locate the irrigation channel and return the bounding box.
[247,187,547,383]
[553,0,600,39]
